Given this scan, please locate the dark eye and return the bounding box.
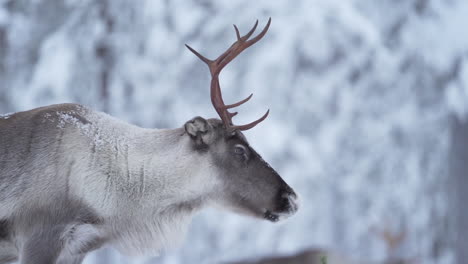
[233,144,250,162]
[234,145,245,155]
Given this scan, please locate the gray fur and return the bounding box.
[0,103,298,263]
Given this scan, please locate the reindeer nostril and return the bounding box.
[277,187,299,213]
[277,194,292,210]
[289,190,297,200]
[280,186,297,199]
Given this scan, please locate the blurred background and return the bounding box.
[1,0,467,263]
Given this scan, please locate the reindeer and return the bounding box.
[0,18,298,264]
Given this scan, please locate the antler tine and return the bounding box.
[237,19,258,41]
[231,109,269,131]
[185,44,212,65]
[215,19,258,69]
[245,17,271,48]
[224,93,253,109]
[216,19,270,74]
[234,25,242,41]
[186,18,271,131]
[212,20,259,73]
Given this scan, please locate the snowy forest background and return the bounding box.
[1,0,468,263]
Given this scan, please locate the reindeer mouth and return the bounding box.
[264,192,299,222]
[264,210,280,222]
[263,209,297,222]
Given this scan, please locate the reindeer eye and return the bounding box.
[234,146,244,155]
[234,144,247,156]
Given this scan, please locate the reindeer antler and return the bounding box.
[185,18,271,131]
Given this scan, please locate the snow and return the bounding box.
[0,0,464,263]
[0,112,15,119]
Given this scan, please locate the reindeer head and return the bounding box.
[184,19,298,222]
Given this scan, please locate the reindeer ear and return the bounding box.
[184,117,214,148]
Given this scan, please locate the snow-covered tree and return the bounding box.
[2,0,467,263]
